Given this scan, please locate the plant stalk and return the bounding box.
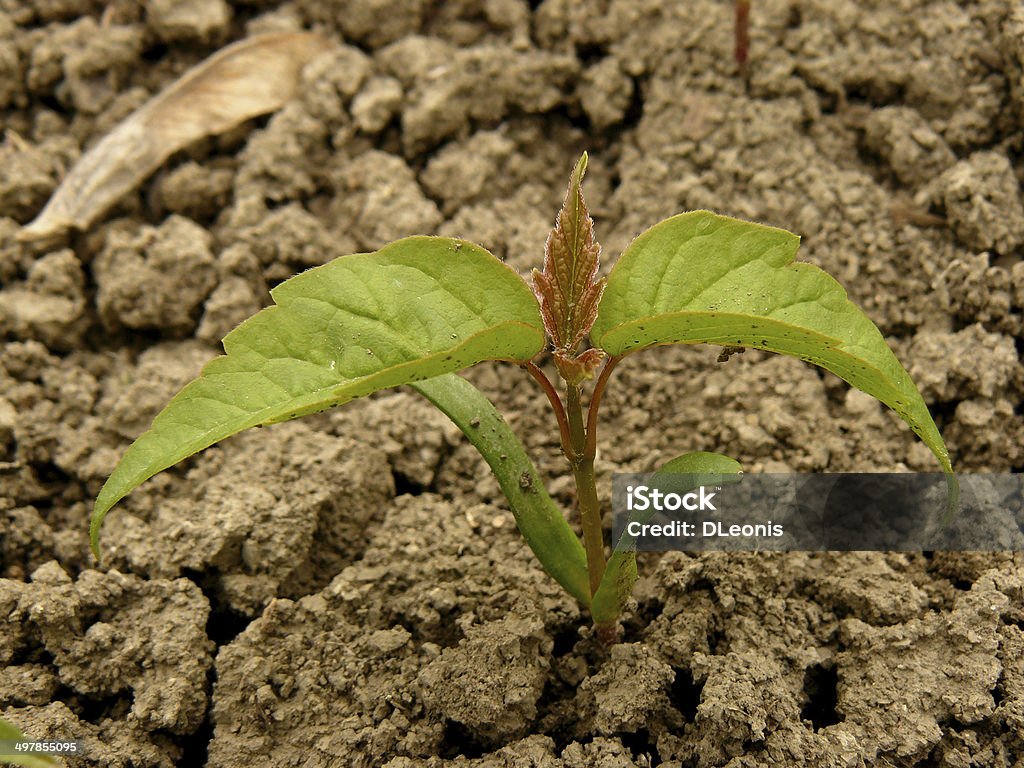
[565,385,606,597]
[585,356,620,459]
[523,361,572,456]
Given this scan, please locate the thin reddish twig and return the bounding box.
[584,355,621,460]
[523,360,572,455]
[735,0,750,77]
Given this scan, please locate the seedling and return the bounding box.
[90,154,954,641]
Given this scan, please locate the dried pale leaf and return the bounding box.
[19,32,331,241]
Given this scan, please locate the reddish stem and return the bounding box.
[735,0,750,76]
[584,356,621,460]
[523,360,572,456]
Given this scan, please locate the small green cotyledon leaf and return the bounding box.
[653,450,743,480]
[591,211,954,478]
[91,236,544,559]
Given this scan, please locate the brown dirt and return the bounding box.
[2,0,1024,766]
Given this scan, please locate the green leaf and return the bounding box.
[0,718,61,767]
[653,450,743,479]
[590,451,742,624]
[412,374,590,606]
[91,236,544,559]
[591,211,954,477]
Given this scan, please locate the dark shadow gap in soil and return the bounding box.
[534,681,578,753]
[176,715,213,768]
[597,74,648,150]
[574,42,608,67]
[929,399,960,422]
[707,626,727,655]
[620,728,661,766]
[206,603,251,647]
[622,78,647,131]
[741,738,767,755]
[801,80,844,116]
[32,462,73,500]
[397,609,464,648]
[1002,615,1024,632]
[992,669,1006,707]
[551,624,579,657]
[1015,338,1024,406]
[182,568,251,646]
[4,643,123,720]
[543,103,593,135]
[621,601,661,644]
[141,42,169,63]
[918,745,943,768]
[844,80,909,111]
[61,685,131,726]
[176,668,216,768]
[801,662,843,732]
[787,4,803,28]
[852,130,904,191]
[534,624,594,750]
[37,93,70,118]
[438,719,488,759]
[669,666,703,724]
[950,314,977,334]
[8,644,51,675]
[392,470,427,496]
